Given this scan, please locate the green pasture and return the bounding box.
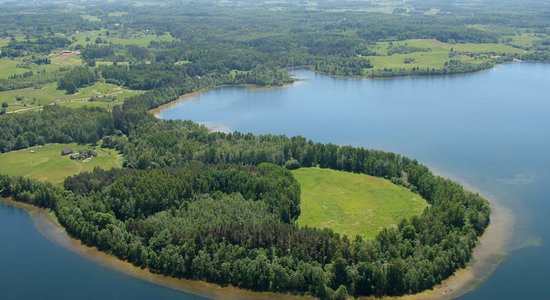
[293,168,428,239]
[365,39,524,73]
[1,82,141,113]
[69,29,174,48]
[0,143,122,186]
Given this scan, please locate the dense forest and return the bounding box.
[2,0,550,96]
[0,96,490,297]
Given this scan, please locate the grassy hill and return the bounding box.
[0,143,122,186]
[292,168,428,239]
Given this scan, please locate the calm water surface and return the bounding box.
[2,63,549,299]
[160,63,550,299]
[0,203,206,300]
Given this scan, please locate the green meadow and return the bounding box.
[1,82,141,113]
[365,38,524,74]
[293,168,428,239]
[0,143,122,186]
[69,29,174,48]
[0,53,82,79]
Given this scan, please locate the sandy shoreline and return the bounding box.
[2,170,511,300]
[0,198,310,300]
[149,80,303,118]
[1,80,514,298]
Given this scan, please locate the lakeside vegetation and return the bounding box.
[293,168,428,239]
[4,0,549,298]
[0,103,490,298]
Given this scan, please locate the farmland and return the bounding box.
[0,143,122,186]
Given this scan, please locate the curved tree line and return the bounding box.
[0,91,490,298]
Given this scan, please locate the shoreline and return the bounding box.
[391,168,514,299]
[149,80,301,118]
[149,62,530,120]
[133,76,511,299]
[2,166,510,300]
[0,198,311,300]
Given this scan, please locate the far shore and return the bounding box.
[1,165,511,300]
[149,80,302,118]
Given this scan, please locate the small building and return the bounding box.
[61,148,73,156]
[70,153,82,160]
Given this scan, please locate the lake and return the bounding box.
[2,63,549,299]
[0,200,206,300]
[160,63,550,299]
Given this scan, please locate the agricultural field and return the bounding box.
[0,143,122,186]
[68,29,174,48]
[365,39,525,74]
[0,37,9,47]
[504,34,541,49]
[0,53,82,79]
[293,168,428,239]
[1,82,142,113]
[0,59,28,79]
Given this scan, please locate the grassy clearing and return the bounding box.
[293,168,428,239]
[0,143,122,186]
[95,61,130,67]
[365,39,524,74]
[505,34,540,49]
[424,8,440,15]
[69,29,174,48]
[1,82,141,112]
[0,53,82,79]
[0,59,28,79]
[0,38,9,47]
[81,15,102,23]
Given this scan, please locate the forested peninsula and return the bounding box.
[1,97,490,298]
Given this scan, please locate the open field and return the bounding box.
[504,34,541,49]
[0,38,9,47]
[69,29,174,48]
[365,39,525,74]
[0,53,82,79]
[81,14,102,23]
[0,143,122,186]
[1,82,141,112]
[0,59,28,79]
[292,168,428,239]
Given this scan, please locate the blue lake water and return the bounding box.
[1,63,549,299]
[0,202,205,300]
[160,63,550,299]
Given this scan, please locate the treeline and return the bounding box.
[0,106,113,153]
[0,36,71,57]
[65,163,301,223]
[57,67,97,93]
[81,45,115,60]
[0,71,58,92]
[0,75,491,298]
[0,129,490,297]
[368,60,495,78]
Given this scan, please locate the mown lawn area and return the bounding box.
[292,168,428,239]
[0,143,122,186]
